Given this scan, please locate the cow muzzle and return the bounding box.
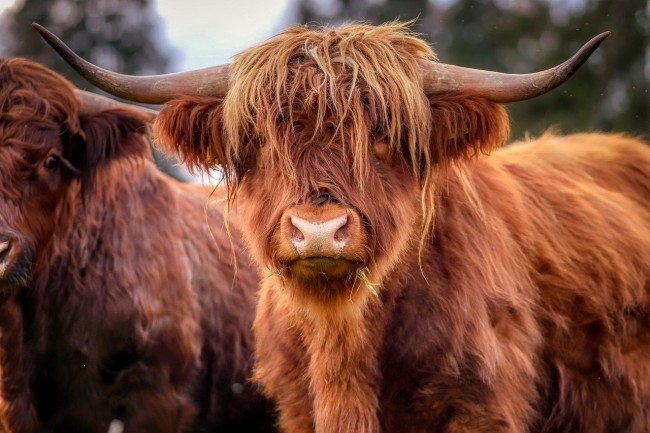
[290,213,350,258]
[0,232,33,289]
[279,206,365,279]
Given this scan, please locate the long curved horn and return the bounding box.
[74,89,158,119]
[421,32,610,103]
[36,21,608,105]
[33,23,230,104]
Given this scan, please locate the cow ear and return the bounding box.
[427,93,510,166]
[153,96,226,175]
[72,108,150,175]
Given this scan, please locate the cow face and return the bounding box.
[155,24,509,302]
[0,127,74,289]
[0,58,148,297]
[234,123,424,302]
[0,58,82,294]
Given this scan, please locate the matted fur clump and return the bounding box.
[0,57,81,129]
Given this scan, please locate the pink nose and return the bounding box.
[290,213,349,258]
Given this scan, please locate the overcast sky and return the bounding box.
[0,0,296,71]
[155,0,295,70]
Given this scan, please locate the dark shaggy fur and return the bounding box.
[0,57,274,433]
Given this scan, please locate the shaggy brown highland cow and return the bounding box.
[39,22,650,433]
[0,57,274,433]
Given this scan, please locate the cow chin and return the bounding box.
[288,257,361,281]
[281,256,366,302]
[269,230,371,301]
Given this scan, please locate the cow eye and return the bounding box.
[43,155,60,170]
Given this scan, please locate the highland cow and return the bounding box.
[0,57,273,433]
[39,22,650,433]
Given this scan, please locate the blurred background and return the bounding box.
[1,0,648,180]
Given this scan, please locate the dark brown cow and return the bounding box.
[39,22,650,433]
[0,57,274,433]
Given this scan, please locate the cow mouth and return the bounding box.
[288,257,358,279]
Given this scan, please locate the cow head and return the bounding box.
[0,57,149,298]
[35,22,608,303]
[151,24,511,303]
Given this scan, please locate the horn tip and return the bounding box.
[573,31,611,67]
[32,22,55,41]
[591,31,611,47]
[31,22,49,39]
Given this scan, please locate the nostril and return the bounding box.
[0,240,11,259]
[290,222,305,243]
[289,216,308,244]
[333,220,350,242]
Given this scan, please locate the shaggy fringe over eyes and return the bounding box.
[222,21,435,190]
[0,58,81,133]
[0,57,151,143]
[1,57,81,202]
[0,58,82,171]
[1,58,151,194]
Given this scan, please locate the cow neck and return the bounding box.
[294,277,396,433]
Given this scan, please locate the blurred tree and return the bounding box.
[0,0,172,86]
[298,0,650,140]
[0,0,193,181]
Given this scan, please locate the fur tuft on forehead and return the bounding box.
[0,57,81,140]
[223,21,436,190]
[0,58,82,189]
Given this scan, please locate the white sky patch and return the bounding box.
[155,0,294,70]
[0,0,17,13]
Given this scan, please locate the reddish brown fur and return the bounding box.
[154,23,650,433]
[0,58,274,433]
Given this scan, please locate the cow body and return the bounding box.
[0,58,273,433]
[248,132,650,433]
[90,22,649,433]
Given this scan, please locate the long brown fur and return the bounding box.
[0,58,274,433]
[155,22,650,433]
